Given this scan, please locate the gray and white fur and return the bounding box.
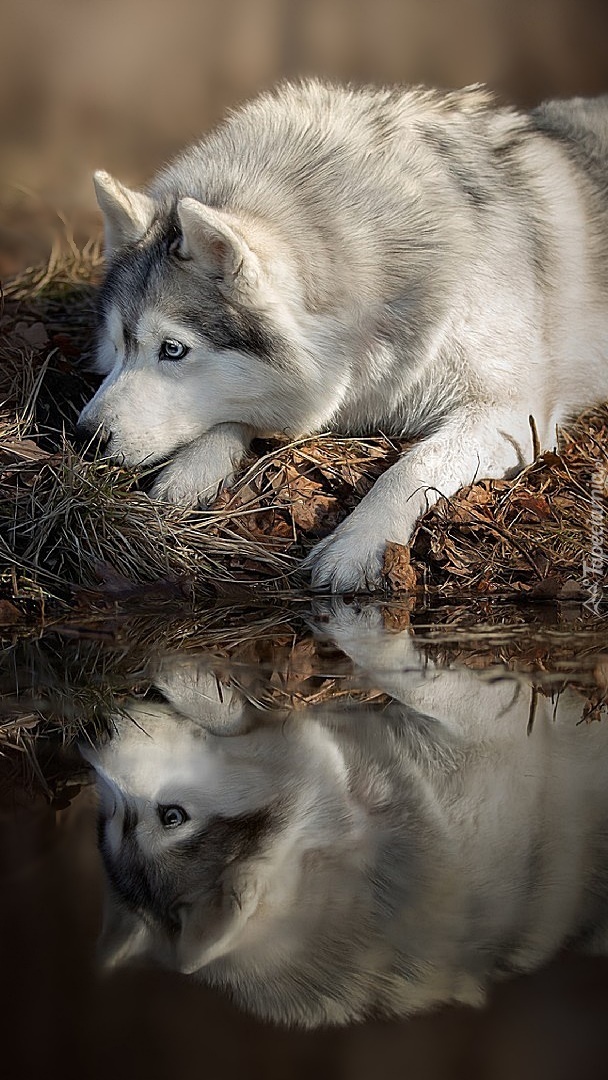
[77,81,608,590]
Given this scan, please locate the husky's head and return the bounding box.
[77,173,329,465]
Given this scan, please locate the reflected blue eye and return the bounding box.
[159,339,189,361]
[158,805,189,828]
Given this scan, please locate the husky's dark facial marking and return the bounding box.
[97,215,286,368]
[98,796,279,936]
[181,299,287,367]
[78,81,608,590]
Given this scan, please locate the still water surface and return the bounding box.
[2,600,608,1080]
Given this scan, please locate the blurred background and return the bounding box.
[1,0,607,266]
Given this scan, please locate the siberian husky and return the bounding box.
[86,606,608,1027]
[77,82,608,590]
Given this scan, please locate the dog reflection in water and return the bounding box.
[85,606,608,1027]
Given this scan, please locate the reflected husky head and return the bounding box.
[86,667,412,1027]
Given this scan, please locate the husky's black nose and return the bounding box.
[74,419,111,456]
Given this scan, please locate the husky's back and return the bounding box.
[80,82,608,591]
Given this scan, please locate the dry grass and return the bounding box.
[411,410,608,599]
[0,239,607,617]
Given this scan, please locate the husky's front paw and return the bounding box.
[149,457,233,507]
[148,425,250,507]
[304,516,389,593]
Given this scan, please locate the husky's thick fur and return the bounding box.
[86,607,608,1028]
[77,82,608,590]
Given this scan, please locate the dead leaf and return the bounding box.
[461,482,494,506]
[0,600,21,625]
[51,332,80,358]
[0,438,52,461]
[247,510,293,542]
[382,542,417,592]
[514,493,551,520]
[539,450,563,469]
[14,320,49,349]
[291,493,340,533]
[229,476,264,507]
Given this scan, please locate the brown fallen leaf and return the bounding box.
[0,438,53,461]
[90,561,190,601]
[461,481,495,506]
[514,493,552,520]
[290,493,340,533]
[0,599,21,625]
[539,450,563,469]
[382,542,417,592]
[246,510,293,542]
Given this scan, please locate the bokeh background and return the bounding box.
[1,0,608,273]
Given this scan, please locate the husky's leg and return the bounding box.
[306,407,536,592]
[149,423,252,505]
[314,599,523,734]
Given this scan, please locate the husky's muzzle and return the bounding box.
[74,417,112,456]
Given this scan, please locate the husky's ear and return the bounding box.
[97,891,166,970]
[175,865,263,974]
[93,170,155,254]
[177,198,260,292]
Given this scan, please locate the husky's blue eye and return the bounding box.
[158,805,189,828]
[159,339,189,361]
